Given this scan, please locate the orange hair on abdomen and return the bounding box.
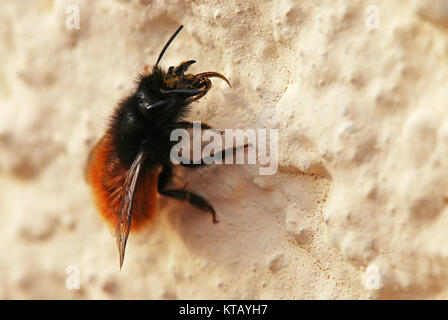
[87,134,158,232]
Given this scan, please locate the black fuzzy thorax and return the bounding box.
[108,66,193,169]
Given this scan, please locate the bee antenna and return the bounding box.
[155,25,183,67]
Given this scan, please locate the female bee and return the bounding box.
[86,25,243,268]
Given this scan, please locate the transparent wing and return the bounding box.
[116,149,146,269]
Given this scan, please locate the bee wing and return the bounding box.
[116,149,147,269]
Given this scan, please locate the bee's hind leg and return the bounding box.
[158,165,218,223]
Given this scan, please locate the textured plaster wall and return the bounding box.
[1,0,448,299]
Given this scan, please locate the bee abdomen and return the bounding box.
[87,134,158,232]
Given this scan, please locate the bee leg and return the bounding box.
[162,190,218,223]
[173,60,196,75]
[158,166,218,223]
[181,143,250,168]
[189,78,211,102]
[194,71,231,87]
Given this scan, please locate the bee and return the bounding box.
[86,25,245,268]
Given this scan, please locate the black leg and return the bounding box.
[181,143,250,168]
[157,165,173,192]
[173,60,196,75]
[158,166,218,223]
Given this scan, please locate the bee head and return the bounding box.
[134,26,230,123]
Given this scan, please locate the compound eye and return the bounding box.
[137,91,145,101]
[136,91,151,114]
[136,89,170,117]
[137,91,151,109]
